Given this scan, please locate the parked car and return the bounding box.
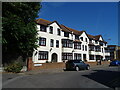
[109,60,120,66]
[65,60,90,71]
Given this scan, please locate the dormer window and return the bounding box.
[100,42,103,46]
[80,37,83,41]
[75,35,79,40]
[64,32,69,37]
[95,40,98,44]
[49,26,53,34]
[40,25,47,32]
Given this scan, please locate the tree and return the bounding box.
[2,2,41,65]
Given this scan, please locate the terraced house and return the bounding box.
[32,18,110,64]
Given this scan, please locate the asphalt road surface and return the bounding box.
[2,66,120,89]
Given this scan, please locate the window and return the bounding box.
[95,40,98,44]
[95,46,101,52]
[56,40,59,48]
[57,28,61,35]
[49,26,53,34]
[50,39,54,47]
[80,37,83,41]
[85,45,87,51]
[40,25,47,32]
[105,48,109,53]
[62,53,73,60]
[89,46,94,51]
[100,42,103,46]
[82,45,84,51]
[96,55,101,60]
[39,37,46,46]
[64,32,69,37]
[89,55,94,60]
[105,43,106,46]
[74,53,81,60]
[105,56,110,60]
[38,51,48,60]
[86,38,87,42]
[75,35,79,40]
[62,39,73,48]
[74,42,81,49]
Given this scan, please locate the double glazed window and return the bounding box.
[82,45,84,51]
[62,53,73,60]
[49,26,53,34]
[74,42,81,49]
[89,55,94,60]
[38,51,48,60]
[85,45,87,51]
[56,40,59,48]
[80,37,83,41]
[75,35,79,40]
[57,28,61,35]
[50,39,54,47]
[89,46,94,51]
[100,42,103,46]
[40,25,47,32]
[95,40,98,44]
[64,32,69,37]
[62,39,73,48]
[85,38,88,42]
[95,46,101,52]
[74,53,81,60]
[39,37,46,46]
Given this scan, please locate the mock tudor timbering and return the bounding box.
[32,18,110,63]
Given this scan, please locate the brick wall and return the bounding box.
[27,58,65,71]
[86,61,110,66]
[32,62,65,70]
[27,58,110,71]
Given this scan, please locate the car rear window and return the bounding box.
[67,60,81,63]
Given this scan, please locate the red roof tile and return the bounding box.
[35,18,107,43]
[35,18,51,26]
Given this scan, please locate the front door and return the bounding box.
[51,53,57,62]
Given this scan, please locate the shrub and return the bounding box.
[46,61,49,63]
[4,61,23,73]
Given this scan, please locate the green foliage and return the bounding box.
[4,61,23,73]
[2,2,41,64]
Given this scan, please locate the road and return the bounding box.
[2,66,120,89]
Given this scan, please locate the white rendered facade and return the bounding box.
[32,19,110,64]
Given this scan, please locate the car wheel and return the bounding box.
[86,66,90,70]
[75,66,79,71]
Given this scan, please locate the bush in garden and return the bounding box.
[4,61,23,73]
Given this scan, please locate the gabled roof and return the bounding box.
[63,26,83,35]
[60,24,71,33]
[87,34,95,39]
[35,18,107,43]
[94,35,101,40]
[36,18,51,26]
[36,18,62,28]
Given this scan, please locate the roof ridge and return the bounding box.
[35,18,106,42]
